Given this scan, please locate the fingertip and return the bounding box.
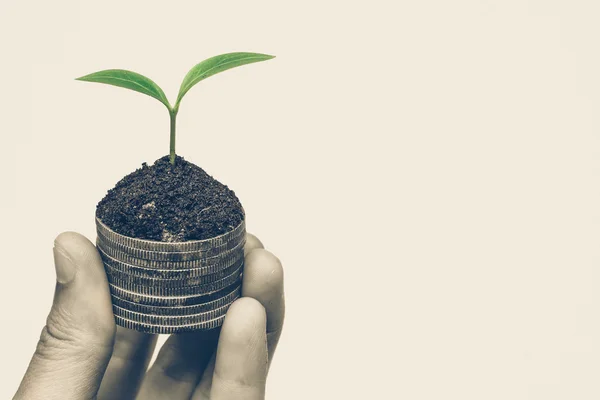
[245,248,282,272]
[243,249,284,295]
[54,231,93,248]
[54,231,101,267]
[224,297,267,333]
[244,232,265,256]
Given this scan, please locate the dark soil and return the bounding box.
[96,155,244,242]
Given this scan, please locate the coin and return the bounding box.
[97,229,245,261]
[100,248,244,278]
[114,314,226,334]
[112,302,232,325]
[108,267,243,297]
[110,285,241,315]
[108,280,242,306]
[96,217,246,253]
[103,259,243,288]
[97,241,245,270]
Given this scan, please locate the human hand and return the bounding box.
[13,231,285,400]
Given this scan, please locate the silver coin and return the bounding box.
[97,244,244,273]
[104,259,243,288]
[112,302,232,325]
[100,251,242,278]
[99,248,244,278]
[110,286,241,315]
[97,241,245,270]
[97,229,245,261]
[108,267,243,296]
[96,217,246,253]
[114,314,226,334]
[97,232,245,262]
[109,280,242,306]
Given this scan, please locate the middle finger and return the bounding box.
[97,327,158,400]
[136,330,219,400]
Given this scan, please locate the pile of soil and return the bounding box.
[96,155,244,242]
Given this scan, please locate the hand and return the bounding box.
[14,231,285,400]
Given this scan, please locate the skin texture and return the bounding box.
[13,232,284,400]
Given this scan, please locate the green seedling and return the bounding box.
[77,52,274,164]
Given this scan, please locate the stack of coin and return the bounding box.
[95,218,245,334]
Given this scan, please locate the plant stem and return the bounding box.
[169,109,177,164]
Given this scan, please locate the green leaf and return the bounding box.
[76,69,171,110]
[175,52,275,110]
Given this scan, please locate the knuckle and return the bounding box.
[35,310,79,361]
[214,369,266,397]
[35,325,71,362]
[34,308,113,364]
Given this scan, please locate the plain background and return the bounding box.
[1,0,599,399]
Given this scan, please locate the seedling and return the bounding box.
[76,52,274,164]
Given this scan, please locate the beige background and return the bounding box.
[1,0,600,399]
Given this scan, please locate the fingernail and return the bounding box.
[53,243,78,284]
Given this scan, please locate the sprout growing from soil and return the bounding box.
[76,52,274,164]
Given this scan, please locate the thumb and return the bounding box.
[14,232,116,400]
